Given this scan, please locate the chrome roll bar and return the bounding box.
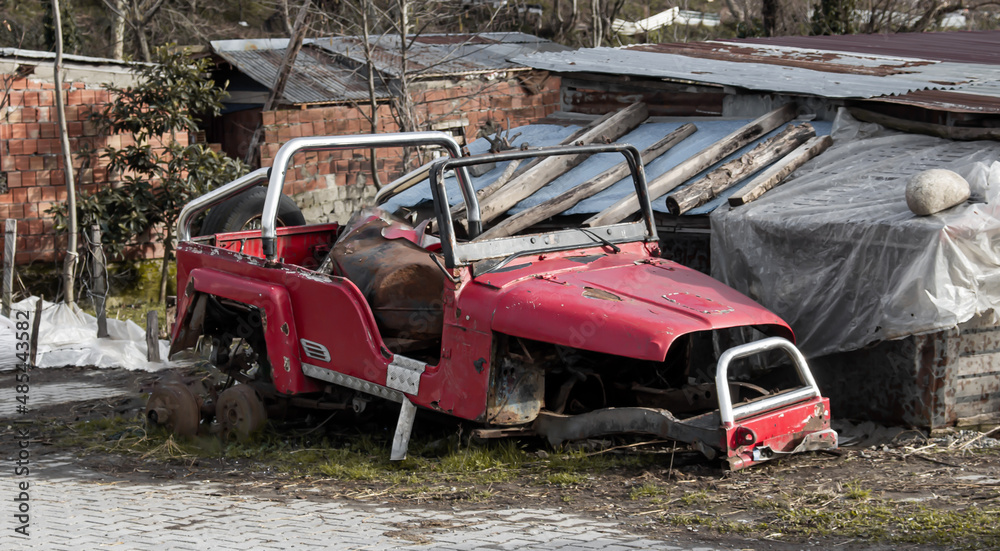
[261,132,476,261]
[714,337,822,427]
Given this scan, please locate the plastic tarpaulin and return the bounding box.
[0,297,170,371]
[711,110,1000,358]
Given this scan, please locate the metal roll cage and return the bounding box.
[177,133,659,270]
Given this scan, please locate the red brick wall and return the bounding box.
[254,74,562,196]
[0,76,188,265]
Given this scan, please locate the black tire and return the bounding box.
[199,187,306,235]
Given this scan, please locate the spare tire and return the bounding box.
[200,187,306,235]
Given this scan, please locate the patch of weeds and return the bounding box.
[629,483,667,500]
[662,514,765,535]
[748,496,790,511]
[844,480,872,500]
[547,472,585,487]
[773,501,999,549]
[679,490,709,506]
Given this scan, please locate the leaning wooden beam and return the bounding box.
[583,103,798,227]
[665,123,815,215]
[728,135,833,207]
[450,109,622,220]
[849,107,1000,141]
[480,123,697,240]
[476,102,650,225]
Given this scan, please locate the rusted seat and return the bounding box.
[328,211,445,341]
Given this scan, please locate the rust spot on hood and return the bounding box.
[583,287,622,301]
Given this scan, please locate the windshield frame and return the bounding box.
[428,143,658,270]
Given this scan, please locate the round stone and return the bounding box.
[905,169,970,216]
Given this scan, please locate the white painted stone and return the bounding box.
[906,169,970,216]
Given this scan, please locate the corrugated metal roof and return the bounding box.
[213,44,389,105]
[734,30,1000,65]
[314,33,568,78]
[867,89,1000,114]
[511,44,987,98]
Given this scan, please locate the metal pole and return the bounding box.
[91,225,108,338]
[2,219,15,318]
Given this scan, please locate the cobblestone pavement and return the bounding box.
[3,454,727,551]
[1,371,732,551]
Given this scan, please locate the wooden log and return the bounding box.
[728,135,833,207]
[476,102,650,225]
[665,123,815,215]
[849,107,1000,141]
[2,219,15,319]
[449,109,622,220]
[583,103,798,227]
[91,225,109,339]
[479,123,697,240]
[146,310,161,363]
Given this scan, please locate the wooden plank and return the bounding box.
[665,123,815,215]
[583,103,798,227]
[475,102,650,225]
[849,107,1000,141]
[727,135,833,207]
[2,219,15,319]
[480,123,697,240]
[146,310,161,363]
[450,108,623,221]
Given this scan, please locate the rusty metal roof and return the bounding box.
[213,40,389,105]
[734,31,1000,65]
[511,35,1000,100]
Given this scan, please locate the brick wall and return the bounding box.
[254,73,562,200]
[0,75,188,265]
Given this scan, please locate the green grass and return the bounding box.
[772,501,1000,548]
[547,472,585,486]
[59,414,649,489]
[629,482,667,500]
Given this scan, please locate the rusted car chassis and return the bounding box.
[156,131,836,470]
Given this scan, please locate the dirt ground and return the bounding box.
[15,365,1000,550]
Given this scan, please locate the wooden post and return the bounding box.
[665,123,815,215]
[2,219,15,319]
[146,310,161,363]
[584,103,798,227]
[479,123,697,240]
[91,225,109,338]
[728,135,833,207]
[475,102,650,225]
[30,295,42,367]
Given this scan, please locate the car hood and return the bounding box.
[464,253,792,362]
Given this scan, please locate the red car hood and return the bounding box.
[464,253,792,362]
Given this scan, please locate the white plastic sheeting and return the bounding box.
[711,111,1000,358]
[0,297,170,371]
